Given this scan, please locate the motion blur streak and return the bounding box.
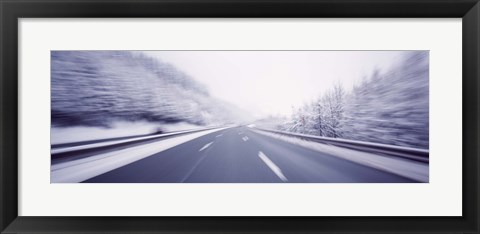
[271,52,429,149]
[51,51,429,183]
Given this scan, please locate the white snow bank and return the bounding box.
[251,128,429,182]
[51,126,219,154]
[51,121,204,145]
[51,126,231,183]
[159,122,205,133]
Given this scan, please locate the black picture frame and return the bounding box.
[1,0,479,233]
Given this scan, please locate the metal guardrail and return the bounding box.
[253,127,429,163]
[51,126,225,161]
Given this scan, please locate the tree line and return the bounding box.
[281,51,429,149]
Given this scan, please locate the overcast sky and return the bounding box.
[143,51,407,119]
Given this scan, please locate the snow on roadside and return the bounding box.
[51,121,205,145]
[159,122,205,133]
[51,126,231,183]
[250,128,429,182]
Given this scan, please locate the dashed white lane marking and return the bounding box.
[199,142,213,152]
[257,151,288,182]
[238,132,243,135]
[51,127,231,183]
[242,136,249,141]
[216,134,223,137]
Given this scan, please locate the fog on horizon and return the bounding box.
[50,50,429,184]
[51,50,428,149]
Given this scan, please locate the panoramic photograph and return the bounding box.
[50,50,429,183]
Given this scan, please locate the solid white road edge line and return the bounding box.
[51,127,224,154]
[252,129,428,182]
[199,142,213,151]
[51,127,231,183]
[258,151,288,182]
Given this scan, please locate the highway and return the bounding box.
[62,126,423,183]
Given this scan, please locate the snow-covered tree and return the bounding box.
[342,51,429,148]
[51,51,251,128]
[323,84,345,138]
[281,51,429,149]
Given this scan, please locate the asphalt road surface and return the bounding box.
[84,126,416,183]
